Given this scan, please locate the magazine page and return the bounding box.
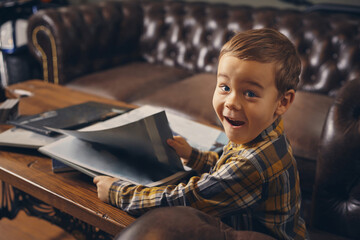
[47,111,182,171]
[39,136,184,187]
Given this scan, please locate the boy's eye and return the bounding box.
[220,85,230,92]
[244,90,256,98]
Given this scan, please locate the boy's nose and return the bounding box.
[225,93,242,110]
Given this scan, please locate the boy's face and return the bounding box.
[213,55,282,144]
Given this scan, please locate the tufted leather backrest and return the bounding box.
[311,78,360,239]
[28,0,360,96]
[137,1,360,96]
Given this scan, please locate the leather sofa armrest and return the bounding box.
[311,78,360,239]
[27,1,143,84]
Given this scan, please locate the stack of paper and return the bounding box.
[39,106,228,186]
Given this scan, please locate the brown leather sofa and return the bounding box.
[26,1,360,239]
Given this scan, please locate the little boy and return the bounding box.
[94,28,307,239]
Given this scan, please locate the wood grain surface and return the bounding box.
[1,80,137,235]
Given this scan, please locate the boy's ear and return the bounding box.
[275,89,295,116]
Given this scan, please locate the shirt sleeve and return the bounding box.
[185,148,219,174]
[109,156,263,217]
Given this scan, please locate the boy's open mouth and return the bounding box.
[225,117,245,127]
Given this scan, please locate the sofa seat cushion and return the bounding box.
[132,73,221,127]
[66,62,192,102]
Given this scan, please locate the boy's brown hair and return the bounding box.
[219,28,301,95]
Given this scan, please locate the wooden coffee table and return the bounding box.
[0,80,137,239]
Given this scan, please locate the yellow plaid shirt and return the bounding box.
[109,117,307,239]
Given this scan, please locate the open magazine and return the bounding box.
[39,106,228,187]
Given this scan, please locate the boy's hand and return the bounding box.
[93,176,119,203]
[167,136,192,164]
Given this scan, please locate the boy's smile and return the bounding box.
[213,55,283,144]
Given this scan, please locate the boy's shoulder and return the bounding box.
[232,134,296,181]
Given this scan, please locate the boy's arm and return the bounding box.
[94,136,220,207]
[106,156,263,216]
